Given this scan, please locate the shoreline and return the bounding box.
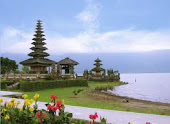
[88,87,170,116]
[106,89,170,104]
[102,90,170,105]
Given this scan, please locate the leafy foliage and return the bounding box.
[21,66,29,74]
[73,89,84,95]
[1,80,15,89]
[0,94,107,124]
[20,79,88,91]
[1,57,18,75]
[95,85,114,91]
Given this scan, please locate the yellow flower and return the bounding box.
[29,107,34,112]
[24,101,31,106]
[7,102,12,108]
[10,98,15,102]
[34,94,39,100]
[22,94,28,99]
[30,99,34,104]
[2,109,7,113]
[0,98,3,103]
[19,108,23,112]
[24,99,33,107]
[8,101,16,107]
[17,101,21,105]
[4,114,10,120]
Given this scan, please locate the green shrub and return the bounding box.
[73,89,84,95]
[20,79,88,91]
[0,80,15,89]
[95,85,114,91]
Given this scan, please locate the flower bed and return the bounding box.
[0,95,153,124]
[0,94,105,124]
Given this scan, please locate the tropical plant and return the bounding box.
[0,94,106,124]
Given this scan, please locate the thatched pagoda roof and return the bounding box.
[91,58,105,72]
[20,20,55,67]
[91,67,105,72]
[95,58,101,62]
[57,57,79,65]
[20,58,55,66]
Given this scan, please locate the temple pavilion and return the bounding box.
[20,20,55,74]
[91,58,105,76]
[57,57,79,76]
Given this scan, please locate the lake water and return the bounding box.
[109,73,170,103]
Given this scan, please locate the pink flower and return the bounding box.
[146,122,152,124]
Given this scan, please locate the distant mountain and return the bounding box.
[1,50,170,74]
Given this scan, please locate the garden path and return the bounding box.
[1,95,170,124]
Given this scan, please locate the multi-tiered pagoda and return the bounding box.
[91,58,105,75]
[20,20,55,74]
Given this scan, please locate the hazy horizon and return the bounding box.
[1,49,170,73]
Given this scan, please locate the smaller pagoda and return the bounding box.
[83,58,120,82]
[20,20,55,74]
[91,58,105,76]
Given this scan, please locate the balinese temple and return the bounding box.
[57,57,79,76]
[20,20,55,74]
[91,58,105,76]
[83,58,120,81]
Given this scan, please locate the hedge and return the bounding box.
[1,81,15,89]
[20,79,88,91]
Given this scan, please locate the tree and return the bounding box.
[21,66,29,74]
[0,57,18,75]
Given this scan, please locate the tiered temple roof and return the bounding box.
[91,58,105,72]
[20,20,55,67]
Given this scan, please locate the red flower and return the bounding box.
[89,112,98,120]
[47,104,52,110]
[36,110,46,117]
[56,100,63,109]
[36,110,41,117]
[47,104,58,112]
[36,111,46,124]
[146,122,152,124]
[50,94,57,100]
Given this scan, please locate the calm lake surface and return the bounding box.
[109,73,170,103]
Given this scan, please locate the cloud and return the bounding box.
[76,0,101,33]
[1,27,170,55]
[0,27,32,54]
[1,0,170,55]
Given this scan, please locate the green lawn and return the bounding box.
[20,81,125,108]
[12,81,170,115]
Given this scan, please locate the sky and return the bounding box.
[0,0,170,55]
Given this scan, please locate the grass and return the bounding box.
[11,81,170,115]
[19,81,122,104]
